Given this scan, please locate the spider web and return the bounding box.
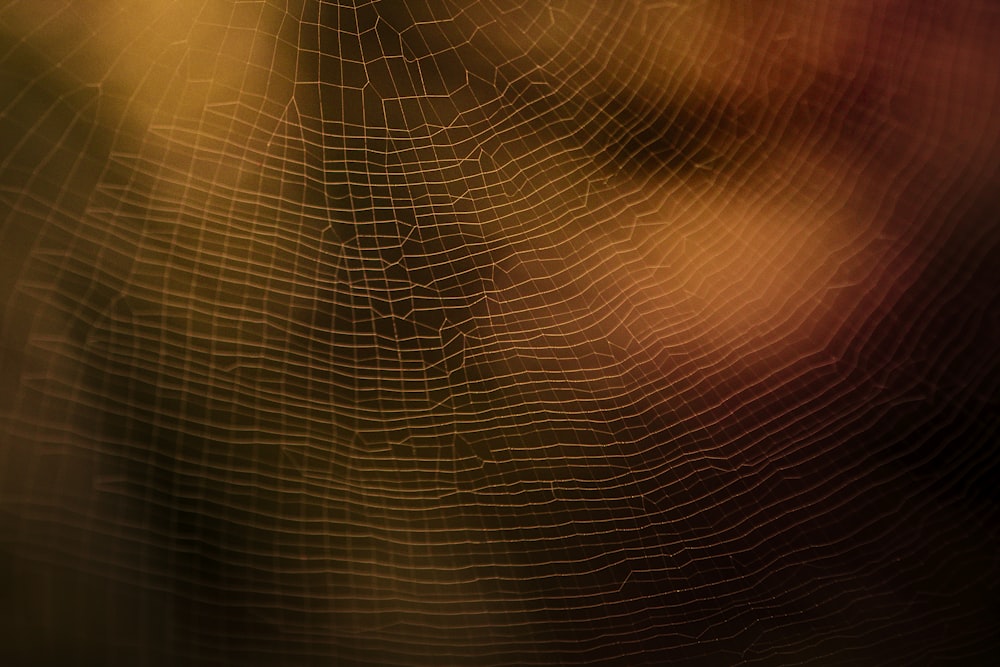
[2,1,999,665]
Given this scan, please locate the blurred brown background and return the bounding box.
[2,2,998,665]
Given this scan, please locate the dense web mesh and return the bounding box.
[2,1,999,665]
